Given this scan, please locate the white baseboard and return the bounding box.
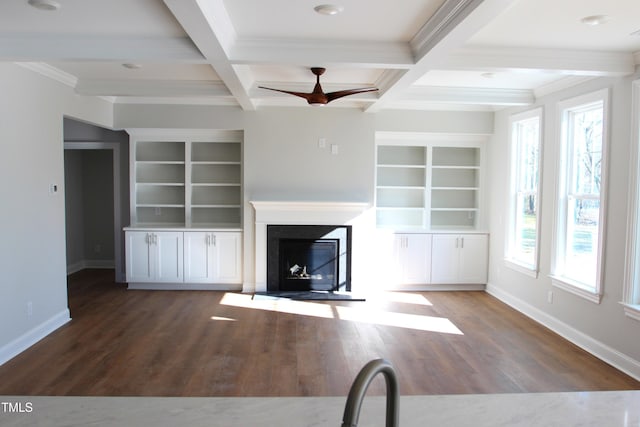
[486,282,640,382]
[0,309,71,366]
[127,282,242,291]
[67,260,115,275]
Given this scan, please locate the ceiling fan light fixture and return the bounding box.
[27,0,61,11]
[580,15,610,26]
[314,4,344,16]
[122,63,143,70]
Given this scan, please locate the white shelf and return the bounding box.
[375,136,484,230]
[129,130,243,228]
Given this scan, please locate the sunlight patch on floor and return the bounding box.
[210,316,237,321]
[220,292,335,318]
[369,291,433,306]
[335,305,463,335]
[220,292,463,335]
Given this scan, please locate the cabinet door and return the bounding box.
[458,234,488,284]
[125,231,154,282]
[212,232,242,283]
[154,232,184,283]
[184,232,214,283]
[388,234,431,287]
[430,234,460,283]
[402,234,431,284]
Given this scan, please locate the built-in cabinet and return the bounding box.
[125,229,242,288]
[125,129,243,289]
[430,234,488,284]
[376,132,489,290]
[125,231,184,283]
[392,234,432,285]
[184,231,242,284]
[385,232,488,289]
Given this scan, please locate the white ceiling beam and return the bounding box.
[163,0,256,110]
[443,47,635,76]
[230,38,414,69]
[75,79,231,97]
[0,34,204,62]
[404,86,534,106]
[366,0,520,112]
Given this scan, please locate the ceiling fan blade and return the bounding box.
[258,86,313,102]
[326,87,379,103]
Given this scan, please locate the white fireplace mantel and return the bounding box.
[250,201,370,292]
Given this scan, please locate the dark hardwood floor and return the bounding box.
[0,269,638,397]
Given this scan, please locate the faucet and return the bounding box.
[341,358,399,427]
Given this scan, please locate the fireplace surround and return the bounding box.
[249,201,369,293]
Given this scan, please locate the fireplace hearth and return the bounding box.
[267,225,351,293]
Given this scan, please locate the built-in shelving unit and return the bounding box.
[376,145,427,228]
[128,129,243,228]
[430,146,480,229]
[375,133,486,230]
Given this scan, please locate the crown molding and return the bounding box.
[533,76,596,99]
[16,62,77,88]
[411,0,484,58]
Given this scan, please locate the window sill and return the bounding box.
[504,258,538,278]
[550,275,602,304]
[621,303,640,322]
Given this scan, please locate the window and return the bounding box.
[552,89,609,303]
[506,108,542,276]
[624,80,640,321]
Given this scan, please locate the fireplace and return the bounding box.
[267,225,351,292]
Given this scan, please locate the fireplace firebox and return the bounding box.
[267,225,351,292]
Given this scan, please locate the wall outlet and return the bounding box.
[49,183,59,195]
[318,138,326,148]
[547,290,554,304]
[331,144,338,155]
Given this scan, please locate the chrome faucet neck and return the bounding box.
[341,358,399,427]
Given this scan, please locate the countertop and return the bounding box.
[2,391,639,426]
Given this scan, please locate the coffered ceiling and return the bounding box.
[2,0,639,111]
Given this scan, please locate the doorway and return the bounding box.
[64,143,123,281]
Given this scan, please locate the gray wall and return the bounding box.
[0,63,113,364]
[485,73,640,377]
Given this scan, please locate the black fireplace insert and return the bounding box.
[267,225,351,292]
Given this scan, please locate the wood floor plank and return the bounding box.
[0,269,638,397]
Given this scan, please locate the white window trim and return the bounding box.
[505,107,543,277]
[623,79,640,321]
[551,88,610,304]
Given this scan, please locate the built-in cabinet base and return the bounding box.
[382,232,488,290]
[124,227,242,290]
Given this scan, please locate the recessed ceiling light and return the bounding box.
[580,15,610,26]
[122,63,142,70]
[27,0,61,11]
[314,4,344,16]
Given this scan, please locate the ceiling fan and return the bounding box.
[258,67,378,106]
